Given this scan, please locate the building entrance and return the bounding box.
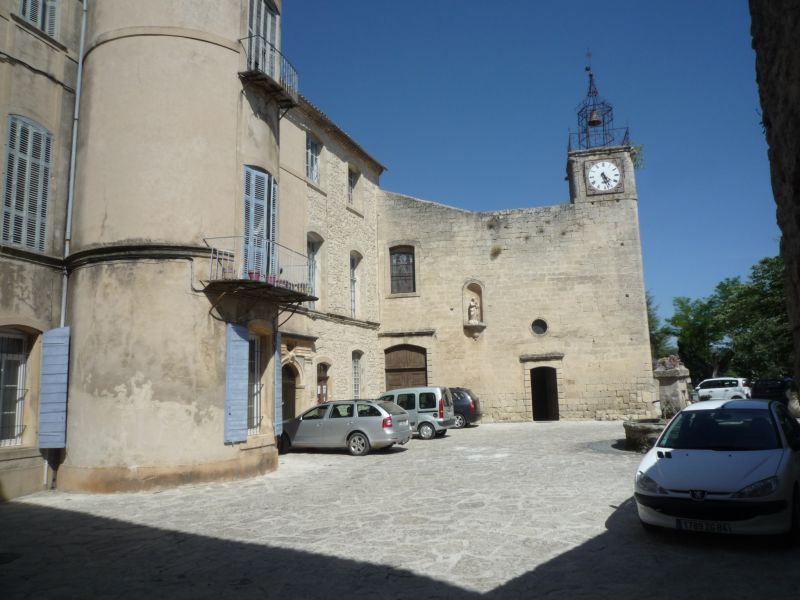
[281,365,297,419]
[384,345,427,390]
[531,367,559,421]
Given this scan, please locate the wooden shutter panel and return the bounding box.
[39,327,69,448]
[273,330,282,435]
[224,324,249,443]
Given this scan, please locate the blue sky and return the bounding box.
[283,1,779,321]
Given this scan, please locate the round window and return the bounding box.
[531,319,548,335]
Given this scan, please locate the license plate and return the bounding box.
[676,519,732,533]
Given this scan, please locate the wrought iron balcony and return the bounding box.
[240,35,299,108]
[203,236,314,303]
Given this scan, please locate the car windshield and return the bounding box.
[378,401,406,415]
[659,409,780,451]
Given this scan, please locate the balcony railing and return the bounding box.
[205,236,311,295]
[240,34,299,106]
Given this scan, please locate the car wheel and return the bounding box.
[347,432,370,456]
[418,422,435,440]
[278,432,291,455]
[453,414,467,429]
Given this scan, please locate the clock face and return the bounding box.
[587,160,621,192]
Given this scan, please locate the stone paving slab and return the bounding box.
[1,422,800,599]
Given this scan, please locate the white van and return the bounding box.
[377,386,455,439]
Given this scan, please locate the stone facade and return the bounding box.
[750,0,800,385]
[1,0,656,500]
[377,146,655,421]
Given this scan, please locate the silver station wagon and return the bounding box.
[280,400,412,456]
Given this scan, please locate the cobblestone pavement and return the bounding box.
[2,422,800,599]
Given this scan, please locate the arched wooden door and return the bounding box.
[384,345,427,390]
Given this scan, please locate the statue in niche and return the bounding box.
[468,297,481,323]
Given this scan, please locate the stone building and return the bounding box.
[750,0,800,384]
[1,0,654,500]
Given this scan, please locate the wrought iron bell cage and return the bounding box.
[571,67,629,150]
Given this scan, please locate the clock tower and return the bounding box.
[567,67,637,205]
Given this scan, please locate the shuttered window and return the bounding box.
[38,327,69,448]
[3,116,51,252]
[352,351,362,399]
[243,166,278,280]
[225,324,249,443]
[273,330,282,435]
[306,135,320,183]
[19,0,58,37]
[247,0,279,74]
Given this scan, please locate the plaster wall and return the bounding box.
[59,259,279,491]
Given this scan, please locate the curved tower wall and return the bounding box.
[62,0,282,491]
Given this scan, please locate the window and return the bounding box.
[0,333,28,447]
[347,169,358,205]
[357,403,381,417]
[247,336,262,434]
[306,135,320,184]
[307,235,322,310]
[419,393,436,410]
[301,405,328,420]
[316,363,329,403]
[19,0,57,37]
[396,394,415,410]
[3,116,52,252]
[330,403,354,418]
[350,252,360,318]
[390,246,415,293]
[247,0,279,74]
[243,166,277,280]
[352,351,362,399]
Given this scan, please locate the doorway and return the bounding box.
[531,367,559,421]
[384,345,427,390]
[282,365,297,419]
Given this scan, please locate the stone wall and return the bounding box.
[377,177,656,421]
[750,0,800,384]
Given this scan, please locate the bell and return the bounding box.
[588,109,602,127]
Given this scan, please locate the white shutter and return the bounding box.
[2,116,50,252]
[44,0,57,38]
[269,177,278,276]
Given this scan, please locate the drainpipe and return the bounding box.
[59,0,88,328]
[47,0,87,488]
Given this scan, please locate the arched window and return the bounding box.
[316,363,329,403]
[3,116,52,252]
[350,251,361,318]
[307,233,323,309]
[390,246,415,293]
[351,351,363,399]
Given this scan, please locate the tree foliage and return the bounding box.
[646,291,675,360]
[665,256,793,383]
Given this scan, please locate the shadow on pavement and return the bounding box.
[3,497,800,599]
[490,497,800,599]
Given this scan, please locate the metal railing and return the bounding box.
[205,236,311,294]
[241,34,299,104]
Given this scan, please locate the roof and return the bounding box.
[296,95,387,174]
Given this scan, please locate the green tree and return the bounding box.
[646,291,675,360]
[665,256,793,383]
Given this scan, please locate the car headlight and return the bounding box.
[635,471,667,495]
[731,476,780,499]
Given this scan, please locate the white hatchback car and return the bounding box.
[635,399,800,536]
[694,377,751,402]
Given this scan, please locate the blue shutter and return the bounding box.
[243,166,268,278]
[273,330,282,436]
[39,327,69,448]
[269,177,278,276]
[224,323,249,443]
